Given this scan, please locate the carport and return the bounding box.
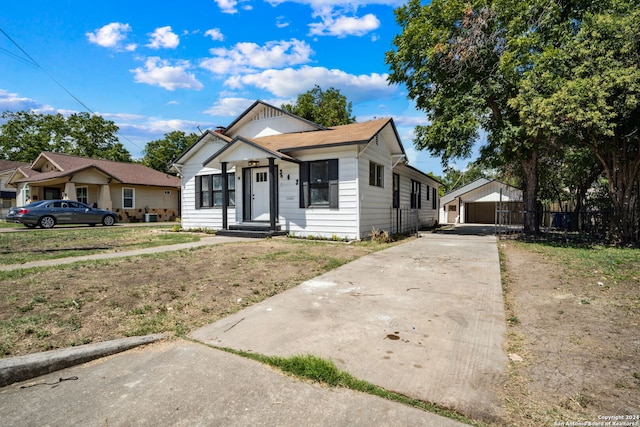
[440,178,523,225]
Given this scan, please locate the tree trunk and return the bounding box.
[521,149,539,234]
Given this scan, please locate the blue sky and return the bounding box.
[0,0,456,176]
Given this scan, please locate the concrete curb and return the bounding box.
[0,334,165,387]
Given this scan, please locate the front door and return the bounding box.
[251,168,270,221]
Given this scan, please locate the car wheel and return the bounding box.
[102,215,115,226]
[39,216,56,229]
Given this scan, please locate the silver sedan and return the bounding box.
[6,200,118,229]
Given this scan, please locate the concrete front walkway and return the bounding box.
[191,232,508,422]
[0,235,254,271]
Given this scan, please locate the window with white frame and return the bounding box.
[76,187,88,204]
[123,188,135,208]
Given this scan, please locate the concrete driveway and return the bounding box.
[191,231,507,422]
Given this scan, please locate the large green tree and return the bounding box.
[385,0,625,236]
[0,111,131,162]
[514,4,640,243]
[281,85,356,127]
[142,130,198,173]
[386,0,543,233]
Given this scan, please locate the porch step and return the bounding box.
[228,223,281,232]
[216,229,288,239]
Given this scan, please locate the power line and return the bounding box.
[0,27,151,160]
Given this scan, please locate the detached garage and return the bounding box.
[439,178,523,225]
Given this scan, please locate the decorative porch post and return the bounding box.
[268,157,276,231]
[63,182,77,200]
[221,162,228,230]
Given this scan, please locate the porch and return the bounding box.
[215,221,288,238]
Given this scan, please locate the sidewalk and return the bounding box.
[0,235,254,271]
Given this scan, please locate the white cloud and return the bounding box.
[204,97,256,117]
[214,0,238,14]
[204,28,225,41]
[276,16,290,28]
[267,0,404,8]
[99,112,147,121]
[131,57,204,91]
[86,22,135,50]
[224,65,396,102]
[0,90,42,111]
[146,26,180,49]
[309,13,380,37]
[200,39,313,75]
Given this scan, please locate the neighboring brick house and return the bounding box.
[5,152,181,223]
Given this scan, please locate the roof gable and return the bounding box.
[441,178,521,204]
[223,100,325,139]
[172,130,231,165]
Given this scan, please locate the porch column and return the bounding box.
[268,158,276,231]
[63,182,77,200]
[221,162,228,230]
[99,185,112,210]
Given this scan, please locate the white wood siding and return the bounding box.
[357,135,394,239]
[394,164,440,229]
[228,112,317,139]
[282,146,360,240]
[216,143,273,163]
[179,139,234,230]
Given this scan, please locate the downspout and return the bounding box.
[221,162,228,230]
[355,153,361,240]
[268,158,276,231]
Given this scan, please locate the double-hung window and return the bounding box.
[299,159,339,208]
[123,188,135,208]
[369,162,384,188]
[196,173,235,208]
[76,187,88,204]
[410,180,421,209]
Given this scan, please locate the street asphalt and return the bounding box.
[0,226,507,426]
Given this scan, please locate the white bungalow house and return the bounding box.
[171,101,440,240]
[439,178,523,224]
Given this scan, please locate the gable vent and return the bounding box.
[250,107,284,122]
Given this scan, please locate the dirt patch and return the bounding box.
[0,238,386,357]
[500,241,640,426]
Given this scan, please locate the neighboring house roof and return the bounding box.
[441,178,520,204]
[11,152,180,188]
[0,160,30,173]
